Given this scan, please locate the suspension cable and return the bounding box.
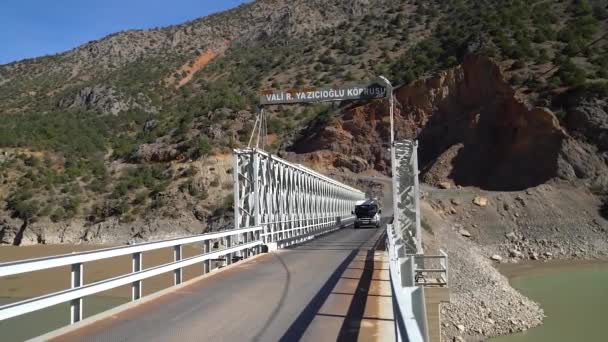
[248,110,260,149]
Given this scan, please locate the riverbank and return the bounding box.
[420,182,608,342]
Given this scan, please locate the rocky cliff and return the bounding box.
[288,54,608,193]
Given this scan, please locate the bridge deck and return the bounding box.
[48,224,394,342]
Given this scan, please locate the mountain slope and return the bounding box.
[0,0,607,242]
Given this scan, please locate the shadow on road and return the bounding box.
[279,220,388,342]
[278,247,361,341]
[252,253,292,342]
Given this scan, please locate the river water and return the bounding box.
[492,260,608,342]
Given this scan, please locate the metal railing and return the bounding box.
[0,226,263,324]
[414,251,449,287]
[262,215,356,244]
[386,223,428,342]
[386,226,450,342]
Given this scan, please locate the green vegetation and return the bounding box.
[114,165,170,197]
[0,0,607,224]
[0,111,107,157]
[386,0,607,93]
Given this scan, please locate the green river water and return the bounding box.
[491,261,608,342]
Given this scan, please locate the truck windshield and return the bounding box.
[355,205,378,217]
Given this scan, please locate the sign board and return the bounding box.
[259,82,388,105]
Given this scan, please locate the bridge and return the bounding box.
[0,144,449,342]
[0,81,450,342]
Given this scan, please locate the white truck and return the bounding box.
[353,199,381,228]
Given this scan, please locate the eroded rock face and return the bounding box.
[59,85,158,115]
[566,99,608,150]
[134,143,182,163]
[395,55,566,191]
[0,218,20,245]
[288,54,608,193]
[288,100,392,173]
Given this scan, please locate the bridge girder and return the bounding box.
[233,148,365,245]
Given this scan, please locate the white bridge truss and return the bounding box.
[392,140,422,254]
[233,148,365,245]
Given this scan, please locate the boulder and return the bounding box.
[134,143,181,162]
[530,252,539,260]
[334,155,368,173]
[490,254,502,261]
[473,196,489,207]
[0,219,20,245]
[509,249,523,258]
[459,228,472,237]
[439,182,452,189]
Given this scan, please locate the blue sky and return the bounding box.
[0,0,250,65]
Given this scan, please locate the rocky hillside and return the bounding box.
[1,0,608,246]
[291,54,608,191]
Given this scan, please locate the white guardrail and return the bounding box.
[387,223,449,342]
[0,214,357,330]
[387,223,428,342]
[266,215,356,243]
[0,226,263,324]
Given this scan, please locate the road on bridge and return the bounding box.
[49,220,395,342]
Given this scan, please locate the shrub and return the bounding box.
[594,4,608,20]
[112,182,129,198]
[62,196,81,215]
[133,191,148,205]
[510,74,524,86]
[13,200,38,221]
[557,59,588,87]
[512,60,526,70]
[192,136,213,159]
[222,194,234,209]
[50,207,65,222]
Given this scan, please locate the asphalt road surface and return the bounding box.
[50,222,391,342]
